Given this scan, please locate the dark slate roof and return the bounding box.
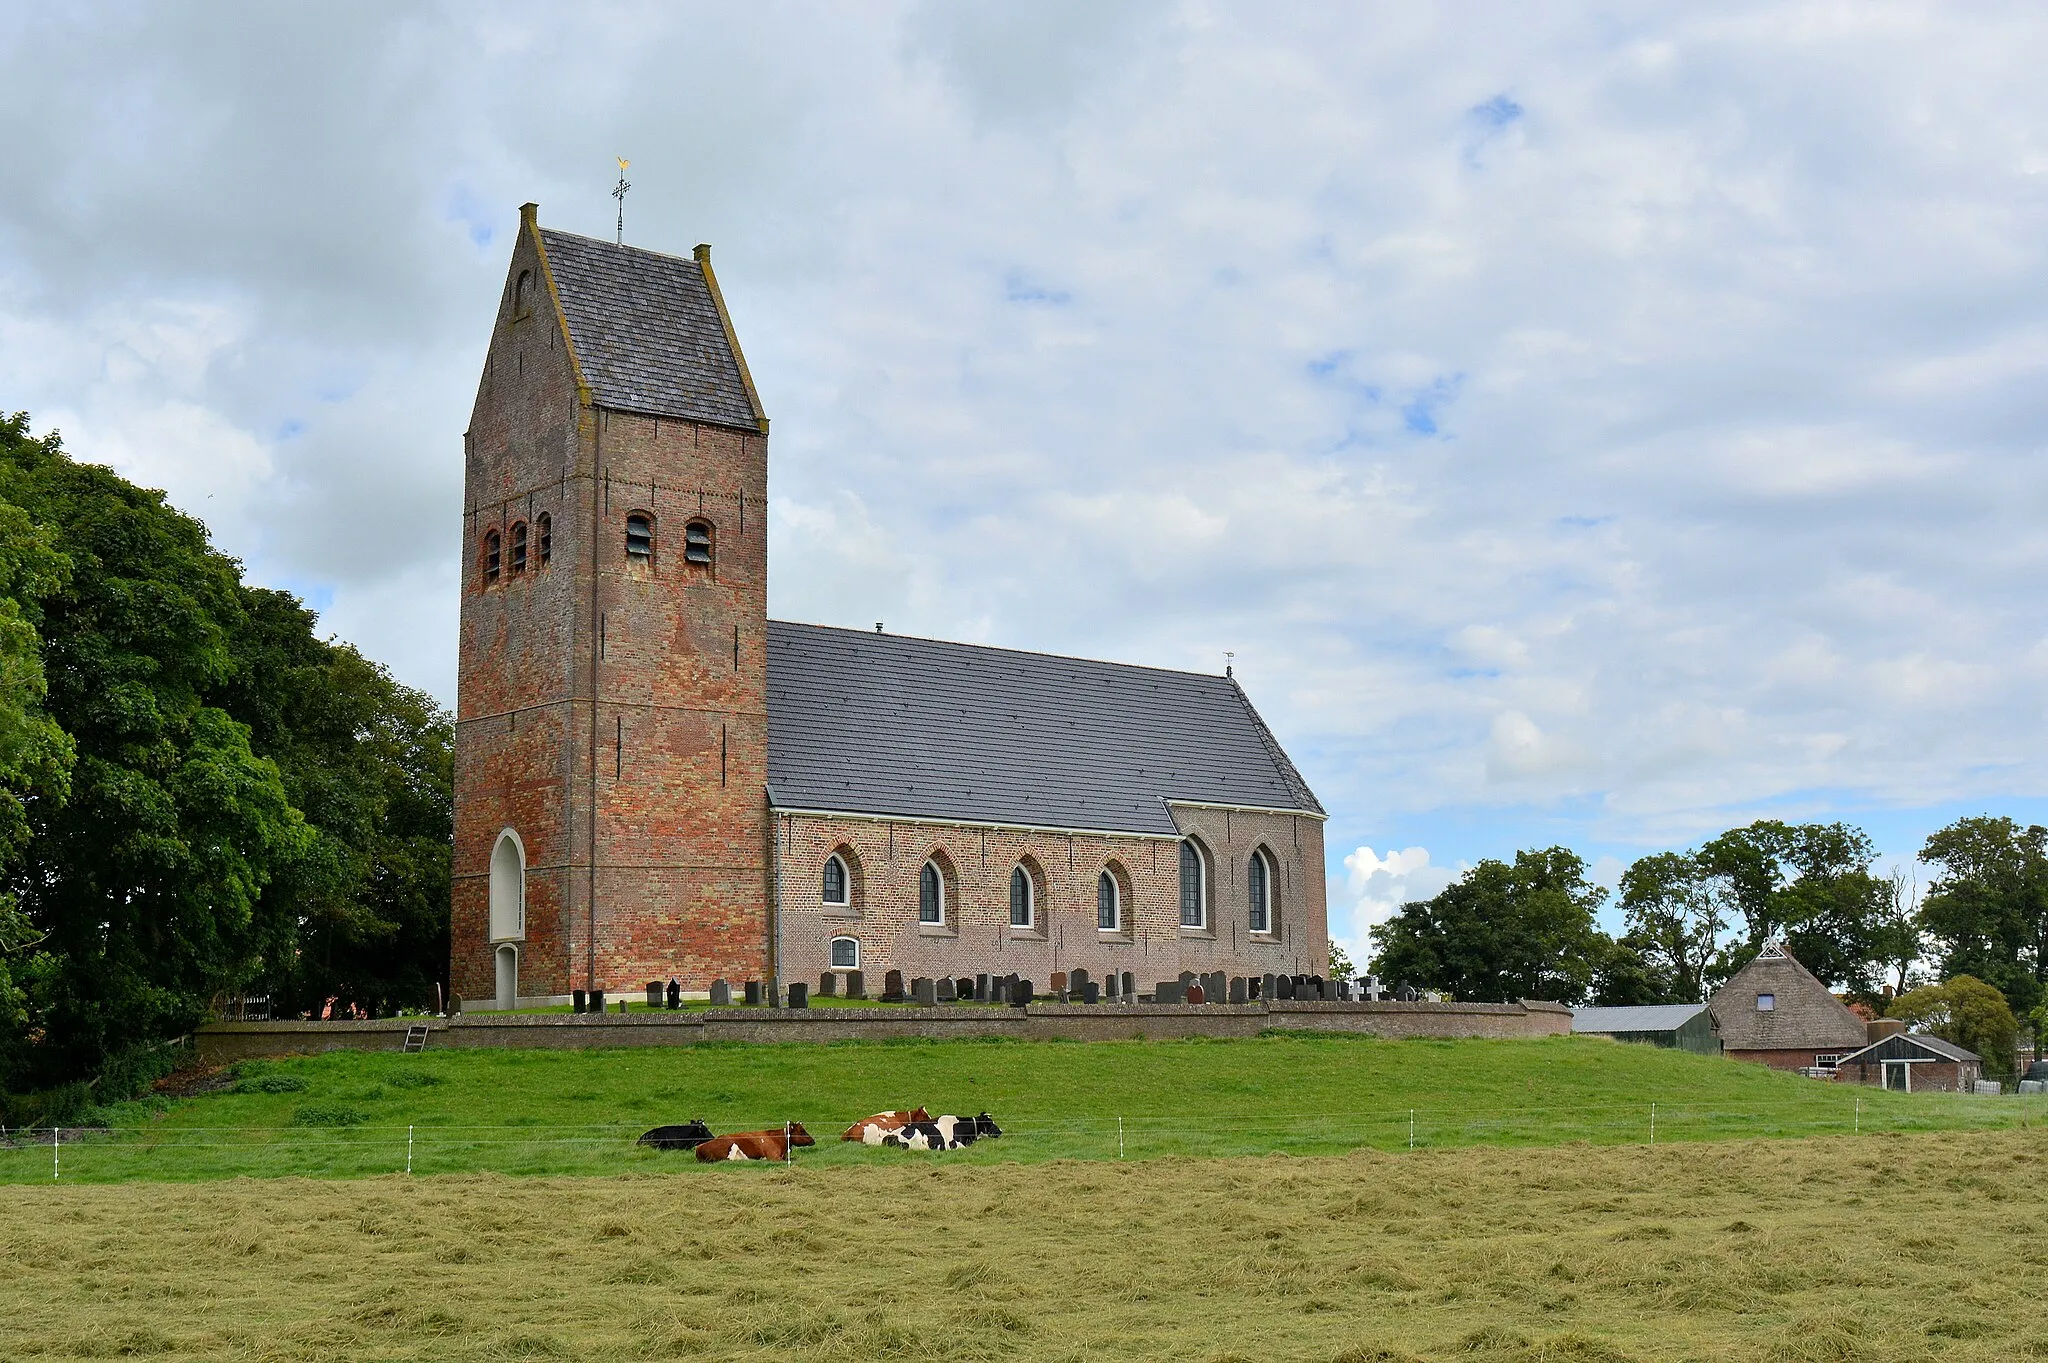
[765,621,1324,835]
[1707,944,1869,1051]
[1571,1004,1712,1034]
[1838,1032,1980,1065]
[537,227,761,430]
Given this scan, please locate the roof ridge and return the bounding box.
[768,618,1237,684]
[536,223,700,267]
[1228,674,1325,817]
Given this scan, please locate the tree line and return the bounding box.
[1368,817,2048,1069]
[0,413,452,1106]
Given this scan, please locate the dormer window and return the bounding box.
[509,521,528,573]
[536,513,551,566]
[625,513,654,561]
[684,519,712,566]
[1756,992,1776,1012]
[484,529,501,583]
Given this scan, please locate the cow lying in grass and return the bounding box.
[882,1112,1002,1150]
[636,1120,714,1151]
[841,1108,932,1145]
[695,1123,816,1162]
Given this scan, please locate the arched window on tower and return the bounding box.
[625,512,654,562]
[509,521,528,573]
[483,528,501,583]
[684,519,713,566]
[536,513,552,566]
[513,269,533,320]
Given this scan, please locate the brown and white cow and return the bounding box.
[694,1123,816,1163]
[840,1108,932,1145]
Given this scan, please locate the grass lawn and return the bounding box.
[2,1127,2042,1362]
[1,1033,2037,1182]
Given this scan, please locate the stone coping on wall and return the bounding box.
[193,998,1572,1063]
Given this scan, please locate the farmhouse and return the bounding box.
[1707,941,1868,1072]
[452,206,1329,1009]
[1570,1003,1721,1056]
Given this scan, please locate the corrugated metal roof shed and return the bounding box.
[1838,1032,1980,1065]
[538,227,762,430]
[1571,1004,1712,1034]
[765,621,1324,835]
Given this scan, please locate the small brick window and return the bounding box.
[625,512,653,561]
[484,529,501,583]
[684,519,712,565]
[509,521,528,573]
[536,512,551,566]
[831,936,860,969]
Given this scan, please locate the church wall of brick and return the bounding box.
[774,805,1328,988]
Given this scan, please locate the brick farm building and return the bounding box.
[453,206,1330,1008]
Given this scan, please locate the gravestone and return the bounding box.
[1179,970,1198,986]
[1209,971,1227,1002]
[788,982,810,1009]
[1154,980,1184,1004]
[1229,976,1247,1004]
[1262,973,1277,1001]
[1186,982,1206,1005]
[956,977,974,1001]
[667,978,681,1010]
[645,981,664,1008]
[766,980,782,1009]
[1051,971,1068,993]
[744,980,762,1006]
[846,969,866,999]
[1121,971,1135,1000]
[618,997,628,1014]
[573,989,588,1014]
[976,973,991,1002]
[1011,979,1033,1006]
[913,977,938,1007]
[591,989,606,1012]
[1274,974,1294,1000]
[1069,967,1089,993]
[819,971,838,998]
[1311,974,1327,1001]
[882,969,906,1003]
[936,977,957,1003]
[1336,979,1353,1002]
[1082,981,1100,1004]
[709,979,732,1007]
[1104,972,1119,1000]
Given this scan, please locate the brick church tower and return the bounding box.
[450,204,772,1008]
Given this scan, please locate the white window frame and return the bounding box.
[1097,870,1121,932]
[830,936,860,969]
[1010,864,1035,930]
[919,860,946,925]
[822,853,850,907]
[1179,839,1208,930]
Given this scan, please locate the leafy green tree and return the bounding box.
[1694,820,1890,996]
[1326,941,1355,981]
[1616,850,1728,1003]
[1889,974,2020,1080]
[1369,847,1611,1004]
[1589,934,1665,1006]
[1915,816,2048,1025]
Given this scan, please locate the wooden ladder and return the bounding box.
[402,1024,430,1053]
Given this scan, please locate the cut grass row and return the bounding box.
[3,1127,2042,1362]
[2,1033,2038,1182]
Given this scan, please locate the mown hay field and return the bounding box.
[2,1034,2036,1183]
[3,1128,2044,1362]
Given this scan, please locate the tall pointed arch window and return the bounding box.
[1010,865,1034,929]
[1247,849,1274,934]
[1097,870,1120,931]
[919,860,945,925]
[822,853,849,907]
[1179,839,1208,929]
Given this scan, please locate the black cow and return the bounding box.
[637,1119,715,1151]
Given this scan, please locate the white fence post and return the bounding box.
[406,1124,414,1176]
[1408,1109,1414,1151]
[52,1126,59,1181]
[1650,1103,1656,1145]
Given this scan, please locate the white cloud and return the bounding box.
[1335,845,1457,966]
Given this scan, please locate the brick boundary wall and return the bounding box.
[193,1000,1571,1065]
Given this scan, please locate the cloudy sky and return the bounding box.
[5,2,2048,960]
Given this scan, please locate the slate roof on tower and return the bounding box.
[764,622,1325,836]
[535,225,764,431]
